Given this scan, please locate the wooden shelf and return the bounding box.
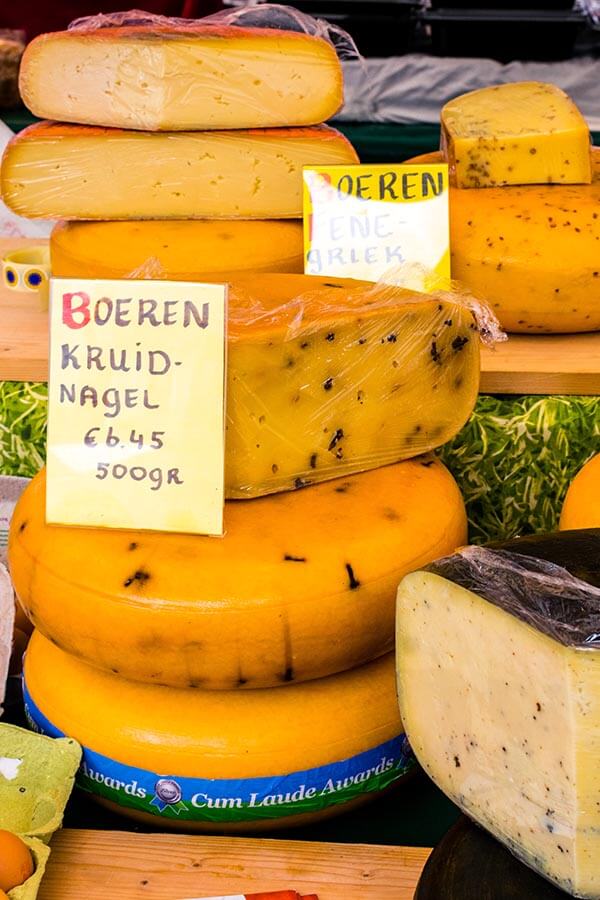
[38,830,430,899]
[2,239,599,394]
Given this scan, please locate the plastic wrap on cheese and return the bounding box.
[19,4,357,132]
[0,122,359,220]
[208,272,497,498]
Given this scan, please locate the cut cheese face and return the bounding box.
[442,82,592,189]
[50,220,305,281]
[397,533,600,899]
[10,458,466,690]
[406,149,600,333]
[19,24,343,131]
[24,635,414,831]
[561,455,600,530]
[0,122,358,220]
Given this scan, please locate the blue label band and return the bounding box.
[23,681,415,823]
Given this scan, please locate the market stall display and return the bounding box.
[561,454,600,529]
[397,531,600,898]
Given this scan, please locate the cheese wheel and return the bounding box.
[407,149,600,334]
[24,634,413,831]
[0,122,358,220]
[560,454,600,530]
[50,220,304,281]
[9,459,466,690]
[20,24,343,132]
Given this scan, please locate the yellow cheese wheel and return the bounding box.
[10,459,466,690]
[560,454,600,529]
[50,220,304,281]
[406,149,600,334]
[24,633,412,832]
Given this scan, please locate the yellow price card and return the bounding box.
[46,278,227,536]
[303,163,450,288]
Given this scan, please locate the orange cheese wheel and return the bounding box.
[560,454,600,529]
[407,149,600,334]
[9,460,466,690]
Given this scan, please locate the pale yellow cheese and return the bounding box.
[442,82,592,188]
[397,543,600,898]
[19,24,343,131]
[0,122,358,220]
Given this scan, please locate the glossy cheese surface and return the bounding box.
[0,122,358,220]
[560,455,600,530]
[397,533,600,898]
[10,459,466,689]
[24,635,411,830]
[442,82,592,189]
[19,25,343,131]
[408,149,600,333]
[50,219,304,281]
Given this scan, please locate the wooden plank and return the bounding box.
[1,238,600,394]
[37,830,430,900]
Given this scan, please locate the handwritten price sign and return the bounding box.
[46,279,227,536]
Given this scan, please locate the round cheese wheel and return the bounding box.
[9,460,466,690]
[560,454,600,529]
[24,633,412,832]
[407,149,600,334]
[50,219,304,282]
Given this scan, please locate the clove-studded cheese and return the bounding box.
[19,24,343,131]
[0,122,358,220]
[50,219,305,281]
[406,148,600,333]
[561,455,600,530]
[9,458,466,690]
[396,531,600,899]
[442,82,592,189]
[24,635,414,831]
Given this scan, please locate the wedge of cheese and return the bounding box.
[24,636,413,831]
[0,122,358,220]
[10,458,466,690]
[397,530,600,899]
[561,455,600,530]
[442,82,592,189]
[406,149,600,333]
[50,220,304,281]
[19,24,343,131]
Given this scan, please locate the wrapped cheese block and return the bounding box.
[50,219,304,281]
[0,122,358,220]
[406,149,600,333]
[561,455,600,530]
[397,530,600,899]
[442,82,592,189]
[0,564,14,717]
[24,636,414,831]
[10,459,466,689]
[19,23,343,132]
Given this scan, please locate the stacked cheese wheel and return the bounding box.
[5,17,477,830]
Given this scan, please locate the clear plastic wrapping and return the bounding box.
[428,540,600,648]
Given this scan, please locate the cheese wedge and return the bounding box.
[50,220,305,281]
[24,636,414,831]
[406,149,600,333]
[397,531,600,899]
[19,24,343,131]
[10,459,466,690]
[561,455,600,530]
[0,122,358,220]
[442,82,592,189]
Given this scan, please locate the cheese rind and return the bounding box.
[406,149,600,333]
[396,533,600,899]
[0,122,358,220]
[561,455,600,530]
[19,25,343,131]
[9,459,466,689]
[442,82,592,189]
[24,636,412,830]
[50,220,304,281]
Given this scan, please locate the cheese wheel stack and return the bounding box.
[6,16,475,830]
